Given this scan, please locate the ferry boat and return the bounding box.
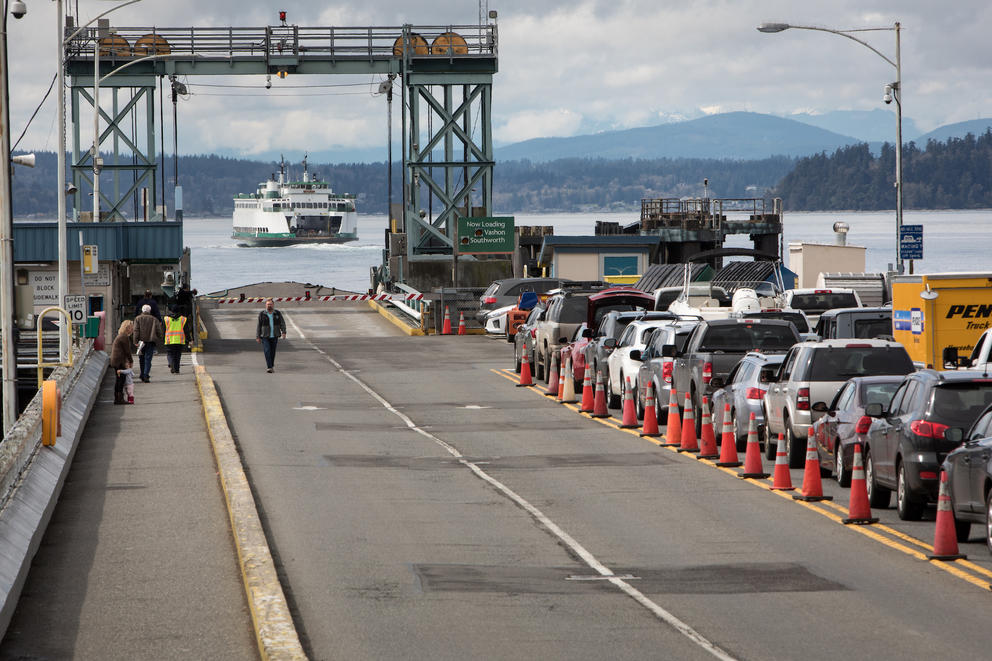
[232,157,359,246]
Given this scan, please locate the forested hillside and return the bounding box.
[10,153,793,217]
[11,130,991,217]
[773,130,992,210]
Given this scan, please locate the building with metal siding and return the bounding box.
[11,222,183,262]
[11,222,187,348]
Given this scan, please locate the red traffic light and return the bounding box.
[279,10,287,22]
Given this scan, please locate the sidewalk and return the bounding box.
[0,352,257,660]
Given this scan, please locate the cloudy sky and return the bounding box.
[5,0,991,160]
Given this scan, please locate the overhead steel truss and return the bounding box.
[65,22,498,252]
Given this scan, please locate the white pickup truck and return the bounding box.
[948,327,992,371]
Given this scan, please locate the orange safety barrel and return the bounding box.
[42,380,60,447]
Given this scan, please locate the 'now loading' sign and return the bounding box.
[457,217,514,254]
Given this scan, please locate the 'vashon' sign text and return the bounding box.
[456,217,514,254]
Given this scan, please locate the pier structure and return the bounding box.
[63,19,498,260]
[597,196,784,270]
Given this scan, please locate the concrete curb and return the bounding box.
[194,364,306,661]
[368,300,426,335]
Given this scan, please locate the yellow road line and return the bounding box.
[491,365,992,591]
[195,364,307,660]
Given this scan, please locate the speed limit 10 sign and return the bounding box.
[64,295,86,325]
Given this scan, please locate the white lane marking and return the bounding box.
[461,405,491,409]
[284,312,737,661]
[293,405,326,411]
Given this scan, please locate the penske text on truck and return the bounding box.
[891,272,992,368]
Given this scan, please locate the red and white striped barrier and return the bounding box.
[214,293,424,304]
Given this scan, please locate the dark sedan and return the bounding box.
[810,376,903,487]
[943,404,992,551]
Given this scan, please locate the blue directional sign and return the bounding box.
[900,224,923,260]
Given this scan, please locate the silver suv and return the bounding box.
[763,339,915,467]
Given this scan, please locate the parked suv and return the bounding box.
[764,340,914,468]
[782,288,863,326]
[477,278,567,324]
[862,370,992,520]
[634,318,701,420]
[534,288,652,383]
[709,352,787,452]
[814,306,893,341]
[586,310,676,387]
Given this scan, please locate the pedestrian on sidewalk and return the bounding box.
[135,289,162,322]
[120,366,135,404]
[163,307,188,374]
[132,304,163,382]
[256,298,286,373]
[109,319,134,405]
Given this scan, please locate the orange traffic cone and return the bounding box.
[927,470,967,560]
[560,357,577,404]
[640,382,660,437]
[794,428,833,501]
[441,305,452,335]
[591,370,610,418]
[716,404,741,467]
[678,393,699,452]
[697,396,719,459]
[579,366,595,412]
[769,434,795,490]
[619,377,638,428]
[517,349,533,387]
[842,443,879,525]
[457,311,466,335]
[663,388,682,446]
[739,413,769,479]
[544,354,559,397]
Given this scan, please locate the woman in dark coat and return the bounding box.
[109,319,134,405]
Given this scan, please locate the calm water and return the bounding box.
[184,210,992,295]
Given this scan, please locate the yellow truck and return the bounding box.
[891,272,992,369]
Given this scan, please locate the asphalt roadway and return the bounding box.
[198,301,992,661]
[4,299,992,660]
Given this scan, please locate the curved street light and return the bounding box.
[758,21,904,274]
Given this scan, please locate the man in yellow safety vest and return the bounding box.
[163,308,188,374]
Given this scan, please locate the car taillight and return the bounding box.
[483,296,497,304]
[529,329,536,338]
[910,419,950,439]
[702,362,712,384]
[845,343,872,348]
[855,415,873,434]
[745,387,765,400]
[796,387,810,410]
[814,289,831,294]
[662,360,673,384]
[918,471,939,480]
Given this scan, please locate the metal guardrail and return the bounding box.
[390,283,425,321]
[67,24,498,62]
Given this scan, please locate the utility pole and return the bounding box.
[1,9,16,432]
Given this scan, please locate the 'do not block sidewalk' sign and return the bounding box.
[457,216,514,254]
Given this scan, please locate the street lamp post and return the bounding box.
[57,0,143,361]
[758,21,904,274]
